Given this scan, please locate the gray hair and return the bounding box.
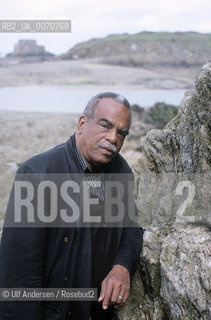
[83,92,131,120]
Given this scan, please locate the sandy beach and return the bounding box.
[0,60,196,89]
[0,111,79,226]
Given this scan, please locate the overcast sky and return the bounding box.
[0,0,211,57]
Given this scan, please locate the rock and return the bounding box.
[160,225,210,320]
[117,62,211,319]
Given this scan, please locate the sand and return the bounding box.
[0,111,79,227]
[0,60,196,89]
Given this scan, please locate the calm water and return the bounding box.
[0,85,187,113]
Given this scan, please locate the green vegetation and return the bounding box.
[71,31,211,48]
[104,31,211,42]
[131,102,178,128]
[147,102,178,127]
[56,81,96,85]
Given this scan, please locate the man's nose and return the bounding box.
[106,128,117,145]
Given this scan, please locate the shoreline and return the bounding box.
[0,60,196,89]
[0,86,187,114]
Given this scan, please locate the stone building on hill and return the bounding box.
[12,39,46,57]
[4,39,55,64]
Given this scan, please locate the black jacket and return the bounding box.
[0,135,143,320]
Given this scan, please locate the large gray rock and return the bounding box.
[160,225,210,320]
[117,62,211,319]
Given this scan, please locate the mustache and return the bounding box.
[97,141,117,153]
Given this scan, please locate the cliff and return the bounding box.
[62,32,211,70]
[117,62,211,319]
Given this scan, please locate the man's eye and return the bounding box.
[101,124,109,128]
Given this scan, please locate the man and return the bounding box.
[0,92,144,320]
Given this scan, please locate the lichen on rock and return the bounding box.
[117,62,211,319]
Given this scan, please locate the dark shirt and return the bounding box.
[72,134,118,291]
[73,133,105,201]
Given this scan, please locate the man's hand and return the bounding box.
[98,264,130,310]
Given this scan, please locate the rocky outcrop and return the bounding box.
[117,62,211,319]
[62,32,211,70]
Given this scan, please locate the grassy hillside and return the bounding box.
[62,31,211,68]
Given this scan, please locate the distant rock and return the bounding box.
[118,62,211,319]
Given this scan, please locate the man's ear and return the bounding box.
[77,115,87,134]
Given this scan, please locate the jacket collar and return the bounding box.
[66,133,113,174]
